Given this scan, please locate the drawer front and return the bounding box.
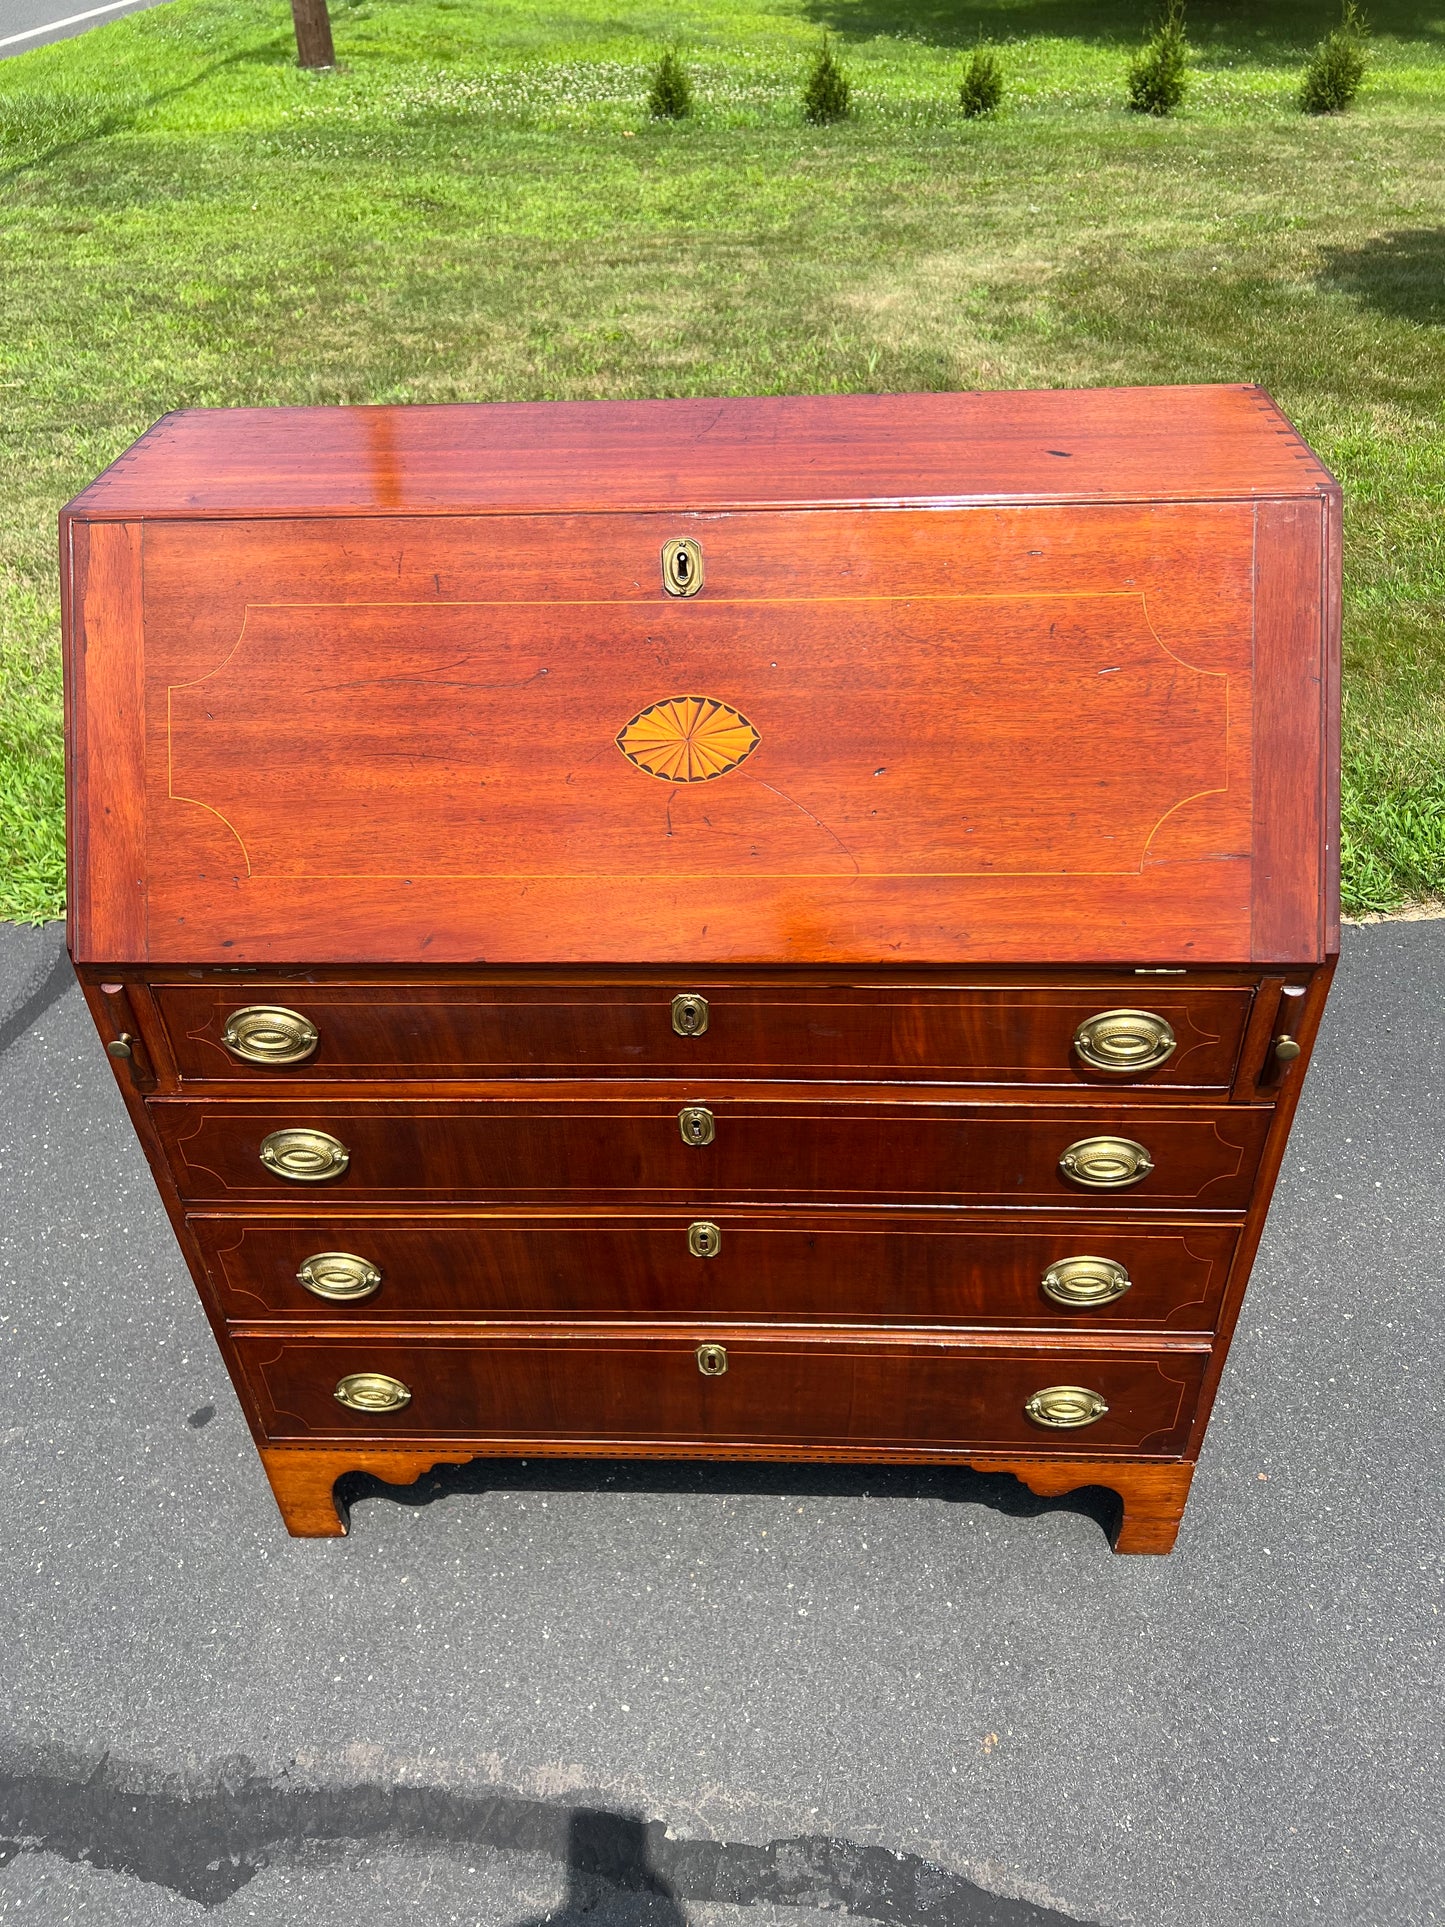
[197,1213,1239,1330]
[155,1099,1271,1208]
[238,1330,1207,1454]
[155,981,1254,1089]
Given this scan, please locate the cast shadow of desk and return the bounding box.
[334,1456,1123,1549]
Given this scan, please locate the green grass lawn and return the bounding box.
[3,0,1443,921]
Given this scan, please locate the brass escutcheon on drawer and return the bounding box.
[1025,1384,1109,1429]
[1041,1255,1132,1308]
[696,1342,728,1376]
[222,1005,319,1066]
[661,538,704,597]
[259,1128,350,1183]
[671,993,710,1037]
[334,1371,411,1413]
[296,1251,382,1302]
[679,1105,716,1147]
[1058,1135,1153,1189]
[687,1220,721,1258]
[1073,1008,1176,1075]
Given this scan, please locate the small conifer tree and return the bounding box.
[1299,1,1368,113]
[959,44,1004,117]
[803,38,852,124]
[648,48,693,120]
[1127,0,1189,115]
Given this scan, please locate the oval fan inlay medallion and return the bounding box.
[616,696,760,783]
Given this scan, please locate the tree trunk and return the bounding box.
[289,0,335,69]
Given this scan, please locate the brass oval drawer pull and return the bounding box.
[1025,1384,1109,1429]
[296,1251,382,1302]
[696,1342,728,1376]
[1073,1008,1176,1074]
[679,1105,716,1147]
[688,1220,721,1258]
[259,1128,350,1183]
[1274,1034,1302,1062]
[334,1371,411,1413]
[223,1005,319,1066]
[1041,1255,1132,1308]
[1058,1135,1153,1189]
[671,993,709,1037]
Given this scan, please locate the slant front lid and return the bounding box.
[64,396,1339,965]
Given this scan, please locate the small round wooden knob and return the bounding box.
[296,1251,382,1302]
[1073,1009,1177,1074]
[1041,1255,1132,1308]
[259,1128,350,1183]
[334,1372,411,1413]
[678,1105,716,1147]
[1058,1136,1153,1189]
[223,1005,319,1066]
[696,1342,728,1377]
[1025,1385,1109,1429]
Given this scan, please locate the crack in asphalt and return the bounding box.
[0,1756,1096,1923]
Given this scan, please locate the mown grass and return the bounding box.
[2,0,1443,919]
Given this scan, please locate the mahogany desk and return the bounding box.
[63,386,1339,1548]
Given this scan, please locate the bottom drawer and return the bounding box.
[237,1330,1207,1455]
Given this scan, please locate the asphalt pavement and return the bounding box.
[0,0,167,59]
[0,918,1441,1927]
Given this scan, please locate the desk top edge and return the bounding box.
[62,386,1338,520]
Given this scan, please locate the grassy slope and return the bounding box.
[2,0,1442,919]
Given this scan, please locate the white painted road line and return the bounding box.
[0,0,151,47]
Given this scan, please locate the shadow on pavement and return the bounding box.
[335,1456,1123,1549]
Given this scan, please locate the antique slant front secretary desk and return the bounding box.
[63,387,1339,1550]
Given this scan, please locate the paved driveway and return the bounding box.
[1,0,167,58]
[0,919,1441,1926]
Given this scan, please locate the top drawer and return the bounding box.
[154,981,1255,1089]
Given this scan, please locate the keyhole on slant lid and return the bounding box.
[661,538,704,597]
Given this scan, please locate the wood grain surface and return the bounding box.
[256,1442,1195,1549]
[62,389,1339,966]
[156,978,1255,1089]
[152,1092,1272,1208]
[192,1208,1240,1329]
[236,1326,1208,1454]
[64,387,1332,518]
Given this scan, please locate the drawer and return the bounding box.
[154,1096,1271,1208]
[197,1212,1240,1330]
[152,980,1255,1090]
[238,1328,1208,1454]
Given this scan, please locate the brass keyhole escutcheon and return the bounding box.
[259,1127,350,1183]
[688,1220,721,1258]
[1041,1255,1132,1309]
[334,1371,411,1413]
[678,1105,716,1147]
[1058,1135,1152,1190]
[661,538,704,598]
[1073,1009,1176,1075]
[671,993,710,1037]
[297,1251,383,1303]
[696,1342,728,1377]
[223,1005,320,1066]
[1025,1385,1109,1429]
